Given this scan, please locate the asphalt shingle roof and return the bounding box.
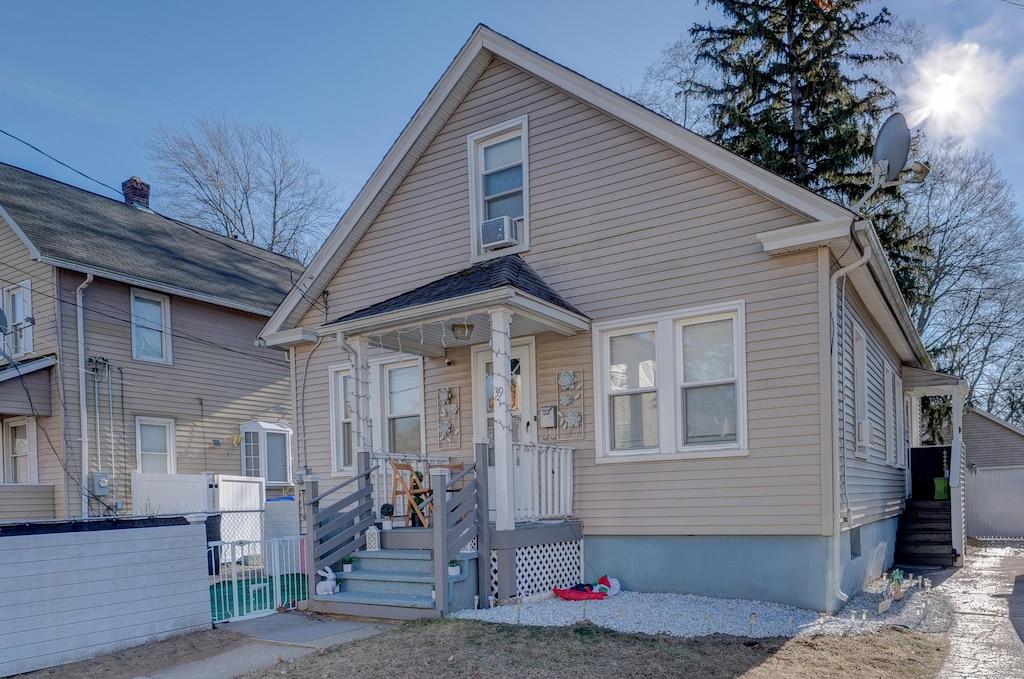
[0,162,304,315]
[330,254,587,325]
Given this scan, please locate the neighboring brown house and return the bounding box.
[261,26,963,615]
[0,163,304,520]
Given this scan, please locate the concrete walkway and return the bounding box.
[134,612,391,679]
[936,540,1024,678]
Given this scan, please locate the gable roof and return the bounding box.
[263,24,860,339]
[0,162,304,316]
[329,255,586,326]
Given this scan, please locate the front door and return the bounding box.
[473,340,535,520]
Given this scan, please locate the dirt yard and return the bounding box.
[15,619,946,679]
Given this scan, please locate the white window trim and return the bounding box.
[896,374,907,469]
[468,115,530,262]
[375,358,425,455]
[594,301,748,463]
[2,279,32,358]
[884,363,895,467]
[2,416,38,483]
[240,420,293,486]
[329,364,356,475]
[131,288,172,364]
[135,416,176,474]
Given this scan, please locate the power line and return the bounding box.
[0,127,124,198]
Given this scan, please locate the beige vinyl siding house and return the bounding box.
[0,163,302,519]
[263,26,947,613]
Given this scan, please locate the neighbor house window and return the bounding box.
[1,280,32,358]
[241,421,292,485]
[330,368,356,472]
[131,289,171,363]
[468,116,530,260]
[2,417,37,483]
[386,362,422,454]
[136,417,175,473]
[595,302,747,462]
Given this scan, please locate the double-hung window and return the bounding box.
[331,368,356,471]
[131,289,171,363]
[386,363,422,454]
[136,417,175,473]
[241,421,292,485]
[2,417,37,483]
[468,116,530,260]
[1,280,32,358]
[596,302,746,462]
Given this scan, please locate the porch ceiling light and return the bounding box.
[451,323,474,341]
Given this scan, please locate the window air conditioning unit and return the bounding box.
[480,216,519,250]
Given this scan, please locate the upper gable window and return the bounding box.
[468,116,530,261]
[1,280,32,358]
[131,289,172,364]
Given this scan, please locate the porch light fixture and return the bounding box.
[451,323,474,341]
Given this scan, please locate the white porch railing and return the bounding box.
[514,442,574,522]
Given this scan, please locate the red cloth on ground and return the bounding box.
[553,587,607,601]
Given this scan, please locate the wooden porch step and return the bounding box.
[322,590,436,609]
[897,532,953,545]
[894,552,956,567]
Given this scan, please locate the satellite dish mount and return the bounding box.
[852,112,929,212]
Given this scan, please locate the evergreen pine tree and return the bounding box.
[690,0,923,301]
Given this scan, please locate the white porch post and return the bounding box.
[489,307,515,532]
[339,333,371,475]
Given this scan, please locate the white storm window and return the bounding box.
[131,289,171,363]
[136,417,175,473]
[386,363,422,455]
[607,328,659,452]
[2,417,37,483]
[679,315,739,445]
[241,421,292,485]
[468,116,530,260]
[331,368,356,471]
[1,280,32,358]
[596,302,747,462]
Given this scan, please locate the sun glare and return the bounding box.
[904,42,1007,139]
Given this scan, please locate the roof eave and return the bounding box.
[41,257,277,317]
[0,202,42,260]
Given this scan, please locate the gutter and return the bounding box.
[77,273,94,517]
[828,238,872,607]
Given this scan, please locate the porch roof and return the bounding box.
[0,355,55,416]
[320,255,590,357]
[902,366,969,397]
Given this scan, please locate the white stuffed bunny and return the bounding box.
[316,566,338,595]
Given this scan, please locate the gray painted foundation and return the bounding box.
[585,519,897,614]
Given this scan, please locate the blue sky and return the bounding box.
[2,1,1022,216]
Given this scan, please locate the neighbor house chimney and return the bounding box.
[121,176,150,208]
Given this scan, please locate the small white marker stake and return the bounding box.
[474,595,480,610]
[749,613,756,635]
[787,615,793,630]
[582,599,588,620]
[517,598,522,623]
[862,610,867,622]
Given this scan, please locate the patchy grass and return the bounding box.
[238,619,948,679]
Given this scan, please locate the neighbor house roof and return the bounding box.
[0,162,304,316]
[328,255,586,326]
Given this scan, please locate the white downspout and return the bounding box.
[77,273,94,517]
[828,242,871,606]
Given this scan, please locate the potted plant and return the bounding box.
[341,554,356,573]
[448,559,460,576]
[889,568,905,600]
[379,503,394,530]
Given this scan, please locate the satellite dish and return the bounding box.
[872,113,911,183]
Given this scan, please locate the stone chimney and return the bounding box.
[121,176,150,208]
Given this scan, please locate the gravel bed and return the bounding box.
[452,578,952,638]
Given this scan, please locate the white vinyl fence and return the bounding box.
[966,467,1024,538]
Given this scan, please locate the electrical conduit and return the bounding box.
[77,273,93,517]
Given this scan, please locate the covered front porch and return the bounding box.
[302,255,589,617]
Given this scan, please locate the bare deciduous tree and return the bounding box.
[147,116,340,262]
[908,137,1024,423]
[625,37,715,134]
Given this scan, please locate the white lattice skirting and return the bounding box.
[489,540,584,600]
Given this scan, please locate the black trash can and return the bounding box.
[206,514,222,575]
